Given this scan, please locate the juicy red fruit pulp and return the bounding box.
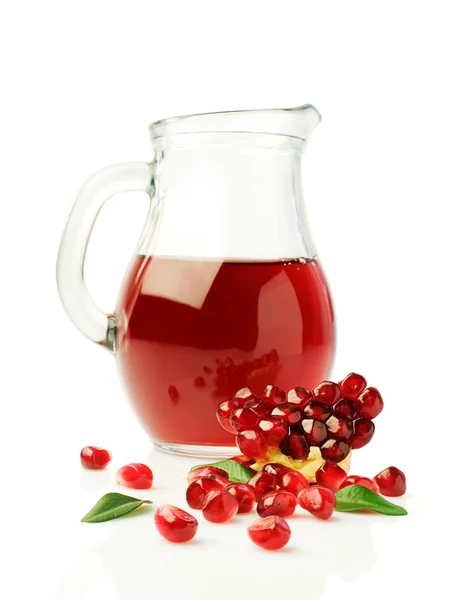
[80,446,112,470]
[116,463,153,489]
[248,515,291,551]
[154,505,198,543]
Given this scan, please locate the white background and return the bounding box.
[1,1,453,598]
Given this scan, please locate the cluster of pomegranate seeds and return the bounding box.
[80,446,112,470]
[116,463,153,489]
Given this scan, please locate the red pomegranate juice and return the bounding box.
[115,256,335,446]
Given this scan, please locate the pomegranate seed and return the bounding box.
[297,486,336,520]
[263,463,293,477]
[243,399,271,419]
[350,418,375,449]
[154,505,198,543]
[303,401,331,422]
[316,461,347,492]
[248,515,291,550]
[280,429,310,460]
[116,463,153,489]
[325,415,353,441]
[355,387,384,420]
[258,416,288,446]
[373,466,406,496]
[205,474,230,488]
[202,490,239,523]
[339,373,367,400]
[233,387,256,405]
[216,399,240,433]
[313,381,341,406]
[231,455,255,467]
[187,466,229,484]
[278,470,309,496]
[301,419,328,446]
[320,439,351,463]
[226,483,256,513]
[260,385,287,408]
[237,428,268,459]
[271,404,302,426]
[340,475,380,493]
[80,446,112,470]
[257,490,297,518]
[186,476,224,509]
[230,407,261,432]
[248,471,278,500]
[333,399,357,419]
[287,387,313,410]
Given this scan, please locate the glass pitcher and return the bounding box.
[57,105,335,457]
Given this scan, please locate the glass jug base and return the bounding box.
[153,440,237,459]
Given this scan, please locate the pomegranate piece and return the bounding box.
[333,399,357,419]
[260,385,287,408]
[258,416,288,446]
[154,505,198,543]
[216,399,240,433]
[257,490,297,518]
[186,476,224,509]
[350,418,375,449]
[243,399,271,419]
[248,471,278,500]
[230,407,261,432]
[325,415,353,441]
[202,490,239,523]
[263,463,293,477]
[301,419,328,446]
[315,461,347,492]
[80,446,112,470]
[340,475,380,493]
[339,373,367,401]
[205,473,230,488]
[187,466,229,484]
[278,470,309,496]
[226,483,256,513]
[373,466,406,496]
[230,455,255,467]
[303,401,331,422]
[313,381,341,406]
[280,428,310,460]
[271,404,302,426]
[237,428,268,459]
[355,387,384,420]
[297,486,336,520]
[116,463,153,489]
[233,387,256,405]
[287,386,313,410]
[248,515,291,551]
[320,439,351,463]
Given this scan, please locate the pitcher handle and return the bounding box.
[57,162,153,352]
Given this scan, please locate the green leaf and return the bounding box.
[81,493,153,523]
[335,485,407,516]
[189,459,254,483]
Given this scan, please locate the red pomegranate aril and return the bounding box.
[187,466,229,484]
[350,418,375,449]
[260,385,287,408]
[257,490,297,518]
[287,386,313,410]
[243,399,271,419]
[303,401,331,422]
[263,463,293,478]
[226,483,256,513]
[231,455,255,467]
[233,387,256,406]
[186,476,224,509]
[271,404,302,426]
[154,505,198,543]
[320,439,351,463]
[248,471,278,500]
[355,387,384,420]
[230,407,261,432]
[205,474,230,488]
[313,381,341,406]
[301,419,328,446]
[258,416,288,446]
[297,486,336,520]
[333,399,357,419]
[116,463,153,489]
[325,415,353,441]
[248,515,291,551]
[339,373,367,401]
[216,399,240,433]
[80,446,112,470]
[373,466,406,497]
[202,490,239,523]
[315,461,347,492]
[237,428,268,459]
[278,470,309,496]
[280,429,310,460]
[340,475,380,493]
